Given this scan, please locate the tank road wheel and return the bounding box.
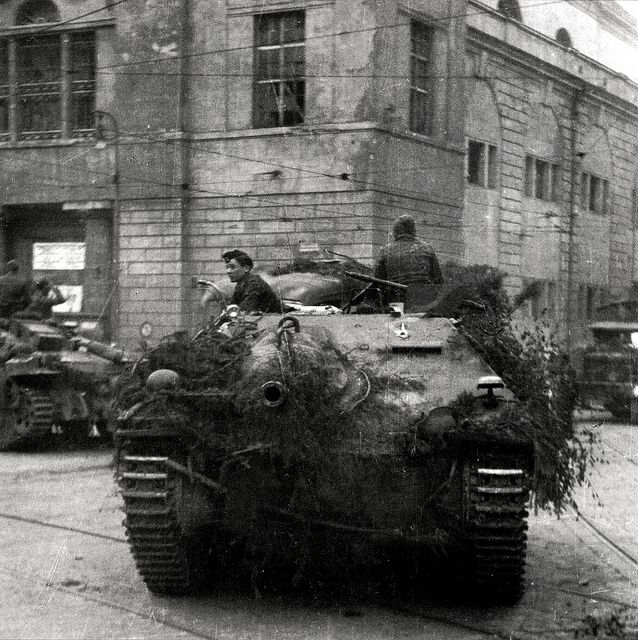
[462,453,530,604]
[118,452,219,595]
[0,385,54,450]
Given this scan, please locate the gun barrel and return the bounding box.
[261,380,287,408]
[79,338,126,363]
[343,271,408,291]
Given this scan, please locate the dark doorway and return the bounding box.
[3,203,113,337]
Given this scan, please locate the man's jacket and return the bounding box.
[231,272,281,313]
[374,235,443,303]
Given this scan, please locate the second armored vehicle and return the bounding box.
[0,317,129,449]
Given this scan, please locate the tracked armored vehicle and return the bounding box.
[0,317,129,449]
[114,272,536,604]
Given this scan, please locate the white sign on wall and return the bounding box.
[33,243,86,271]
[53,285,83,314]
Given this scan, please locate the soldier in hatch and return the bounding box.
[201,250,281,314]
[25,279,67,320]
[374,214,444,307]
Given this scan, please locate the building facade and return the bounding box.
[465,0,638,346]
[1,0,637,348]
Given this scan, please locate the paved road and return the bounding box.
[0,419,636,640]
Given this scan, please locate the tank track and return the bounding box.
[0,386,54,450]
[464,454,530,603]
[119,454,210,595]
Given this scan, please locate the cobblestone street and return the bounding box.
[0,416,635,639]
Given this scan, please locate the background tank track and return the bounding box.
[119,451,215,595]
[0,386,54,450]
[463,451,530,603]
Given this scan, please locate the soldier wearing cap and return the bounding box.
[220,249,280,313]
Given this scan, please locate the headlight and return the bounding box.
[632,385,638,398]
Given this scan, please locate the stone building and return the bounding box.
[0,0,637,347]
[465,0,638,346]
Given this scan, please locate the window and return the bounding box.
[33,241,85,313]
[584,285,603,320]
[632,187,638,228]
[15,0,60,25]
[69,33,96,132]
[578,284,607,320]
[0,31,95,141]
[556,28,572,47]
[546,280,557,317]
[498,0,522,21]
[409,21,434,135]
[467,139,497,188]
[524,155,561,201]
[253,11,305,128]
[0,41,8,136]
[526,279,557,320]
[581,172,609,214]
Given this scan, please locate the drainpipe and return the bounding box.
[178,0,192,331]
[94,110,120,343]
[566,86,586,351]
[632,181,636,290]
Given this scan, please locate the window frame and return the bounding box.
[581,171,610,214]
[497,0,523,21]
[466,138,498,189]
[585,285,603,320]
[555,27,572,47]
[524,154,561,202]
[0,29,96,142]
[526,279,557,320]
[252,10,306,129]
[408,20,434,136]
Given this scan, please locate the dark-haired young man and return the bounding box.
[221,249,280,313]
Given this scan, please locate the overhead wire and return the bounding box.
[89,0,591,73]
[118,126,595,224]
[4,123,603,225]
[0,148,464,234]
[5,0,628,94]
[11,0,131,34]
[0,124,586,239]
[2,0,598,75]
[0,0,620,254]
[1,121,469,213]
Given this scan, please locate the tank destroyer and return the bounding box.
[114,274,537,604]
